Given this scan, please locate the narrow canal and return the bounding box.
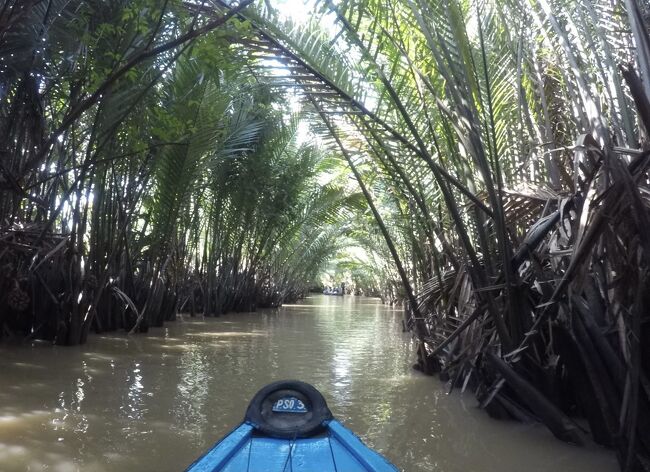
[0,296,617,471]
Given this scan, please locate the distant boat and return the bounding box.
[323,288,344,296]
[186,380,398,471]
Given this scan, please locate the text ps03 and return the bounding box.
[271,396,308,413]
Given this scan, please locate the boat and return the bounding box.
[323,288,344,296]
[186,380,398,472]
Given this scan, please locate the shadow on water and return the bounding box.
[0,295,617,471]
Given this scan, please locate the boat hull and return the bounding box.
[187,380,398,471]
[186,419,398,472]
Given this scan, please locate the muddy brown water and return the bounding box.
[0,295,617,471]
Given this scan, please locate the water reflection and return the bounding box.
[122,362,145,422]
[0,296,618,471]
[173,351,209,435]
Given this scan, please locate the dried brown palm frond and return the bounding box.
[500,183,565,233]
[418,132,650,465]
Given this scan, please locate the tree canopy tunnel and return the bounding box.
[2,0,650,468]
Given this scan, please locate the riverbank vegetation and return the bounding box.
[2,0,650,470]
[0,0,364,341]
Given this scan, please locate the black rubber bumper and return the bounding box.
[244,380,333,438]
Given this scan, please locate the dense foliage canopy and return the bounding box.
[0,0,366,342]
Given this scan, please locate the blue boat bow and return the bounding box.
[186,380,398,472]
